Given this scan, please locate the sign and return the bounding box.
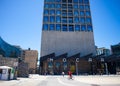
[76,58,79,62]
[63,58,66,62]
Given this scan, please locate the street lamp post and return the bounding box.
[76,58,79,75]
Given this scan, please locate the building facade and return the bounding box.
[41,0,96,57]
[22,49,38,74]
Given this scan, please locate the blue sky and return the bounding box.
[0,0,120,57]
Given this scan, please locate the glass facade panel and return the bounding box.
[87,25,93,31]
[50,16,55,22]
[69,25,74,31]
[56,24,61,31]
[80,11,84,16]
[62,17,67,23]
[50,4,55,8]
[86,18,91,24]
[50,24,55,30]
[56,0,61,2]
[85,5,90,10]
[68,17,73,23]
[81,25,86,31]
[56,16,61,23]
[62,25,67,31]
[56,4,61,8]
[84,0,89,4]
[74,10,79,16]
[79,0,83,3]
[68,0,72,3]
[56,10,61,15]
[44,10,49,15]
[44,4,49,9]
[50,10,55,15]
[43,24,48,30]
[80,17,85,24]
[74,17,79,23]
[79,5,84,10]
[74,4,78,9]
[44,16,49,22]
[73,0,78,3]
[86,11,90,16]
[75,25,80,31]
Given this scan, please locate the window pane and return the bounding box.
[84,0,89,4]
[68,17,73,23]
[44,16,49,22]
[79,0,83,3]
[56,0,61,2]
[69,25,74,31]
[56,4,61,8]
[74,10,79,16]
[62,25,67,31]
[50,16,55,22]
[44,4,49,8]
[80,11,84,16]
[56,24,61,31]
[86,11,90,16]
[56,10,61,15]
[80,17,85,24]
[62,17,67,23]
[50,24,55,30]
[79,5,84,10]
[44,10,49,15]
[74,17,79,23]
[50,4,55,8]
[81,25,86,31]
[68,0,72,3]
[74,4,78,9]
[86,18,91,24]
[56,16,61,23]
[75,25,80,31]
[85,5,90,10]
[62,0,67,3]
[87,25,93,31]
[50,10,55,15]
[43,24,48,30]
[73,0,78,3]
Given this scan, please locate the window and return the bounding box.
[68,17,73,23]
[80,17,85,24]
[84,0,89,4]
[44,4,49,9]
[69,25,74,31]
[73,0,78,3]
[80,11,84,16]
[56,0,61,2]
[43,24,48,30]
[86,11,90,16]
[80,5,84,10]
[50,24,55,30]
[62,25,67,31]
[43,16,49,22]
[50,16,55,22]
[75,25,80,31]
[68,4,72,9]
[44,10,49,15]
[74,4,78,9]
[56,10,61,15]
[56,16,61,23]
[50,10,55,15]
[62,0,67,2]
[85,5,90,10]
[62,17,67,23]
[74,10,79,16]
[81,25,86,31]
[79,0,83,3]
[87,25,93,31]
[86,18,91,24]
[74,17,79,23]
[68,0,72,3]
[68,10,73,16]
[50,4,55,8]
[56,24,61,31]
[56,4,61,8]
[62,4,67,9]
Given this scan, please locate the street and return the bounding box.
[0,75,120,86]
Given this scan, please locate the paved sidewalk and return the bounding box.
[74,75,120,85]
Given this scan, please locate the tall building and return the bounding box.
[41,0,96,57]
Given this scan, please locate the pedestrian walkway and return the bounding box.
[74,75,120,85]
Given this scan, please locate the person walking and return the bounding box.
[68,71,72,79]
[62,71,65,77]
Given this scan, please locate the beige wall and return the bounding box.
[23,50,38,73]
[41,31,96,57]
